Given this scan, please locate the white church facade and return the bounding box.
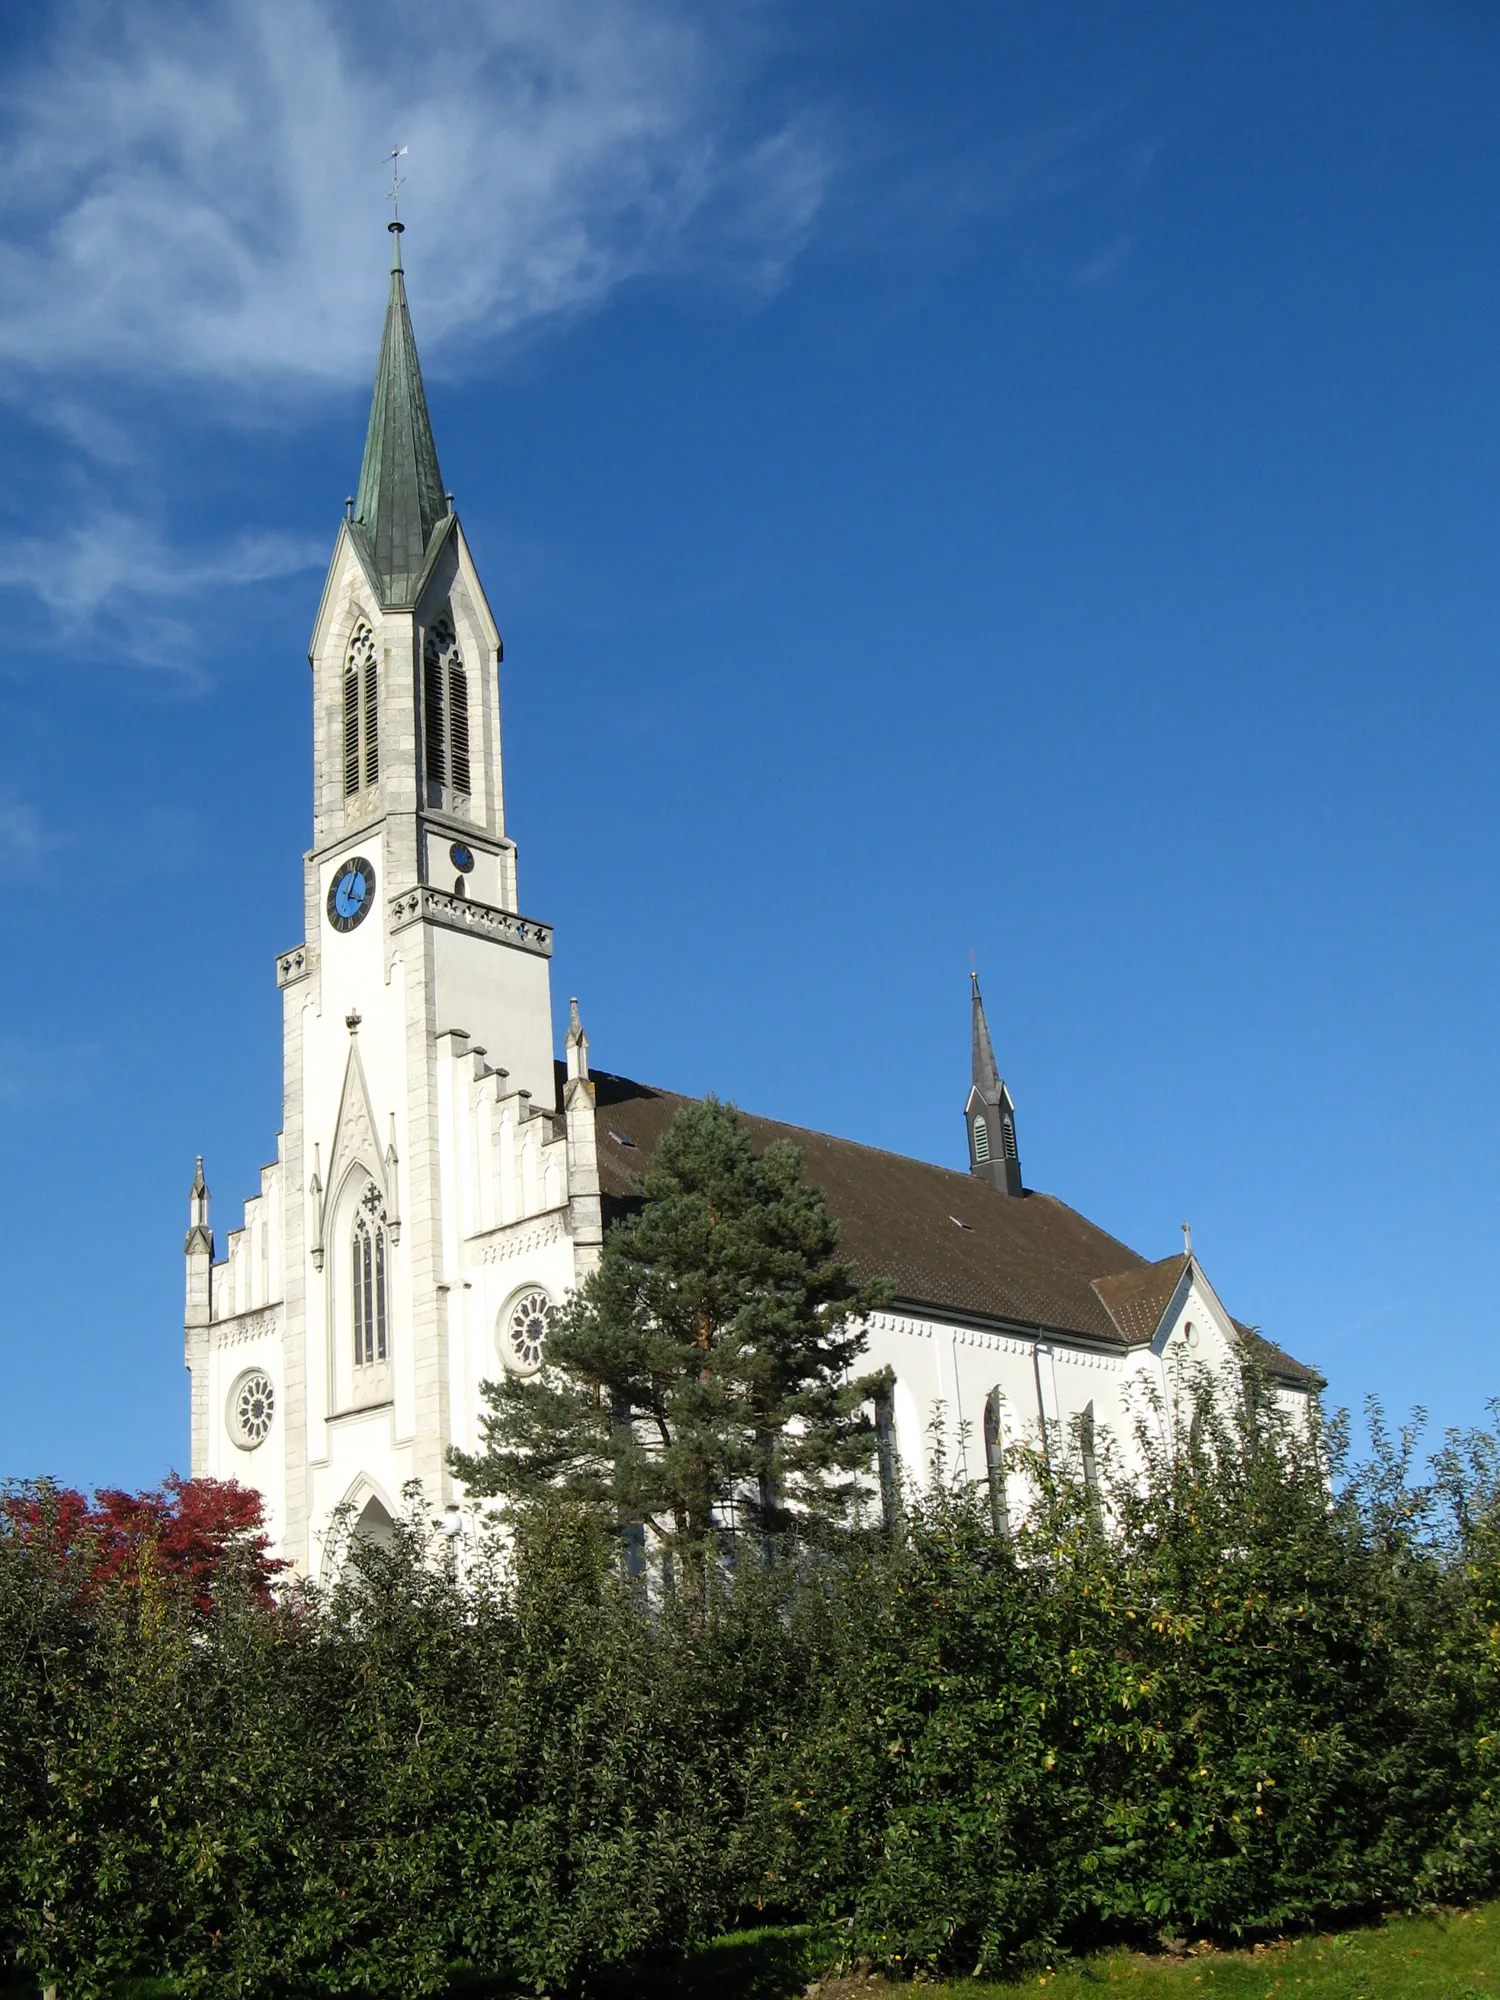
[182,225,1318,1575]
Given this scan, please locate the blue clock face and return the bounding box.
[327,856,376,933]
[450,842,475,874]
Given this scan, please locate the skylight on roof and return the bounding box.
[608,1130,636,1148]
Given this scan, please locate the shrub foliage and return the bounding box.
[9,1388,1500,1994]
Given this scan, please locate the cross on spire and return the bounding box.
[387,145,407,223]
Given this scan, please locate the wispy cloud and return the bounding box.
[0,0,833,398]
[0,802,45,876]
[832,117,1107,258]
[1071,235,1134,287]
[0,511,324,674]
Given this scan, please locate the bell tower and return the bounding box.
[277,216,559,1564]
[184,219,583,1577]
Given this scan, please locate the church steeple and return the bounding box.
[351,222,449,608]
[966,973,1022,1196]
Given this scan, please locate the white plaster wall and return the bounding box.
[856,1291,1302,1519]
[308,1405,411,1579]
[430,927,554,1105]
[310,834,392,1069]
[205,1315,287,1549]
[421,826,510,907]
[450,1212,578,1462]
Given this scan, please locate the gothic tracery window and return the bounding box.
[352,1184,389,1368]
[422,612,471,802]
[502,1289,550,1374]
[343,623,378,798]
[229,1369,275,1449]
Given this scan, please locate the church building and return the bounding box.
[182,224,1319,1574]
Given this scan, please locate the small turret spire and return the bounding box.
[183,1155,213,1337]
[965,973,1023,1197]
[185,1156,213,1256]
[566,995,590,1085]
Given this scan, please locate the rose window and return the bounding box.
[503,1291,550,1375]
[229,1370,275,1449]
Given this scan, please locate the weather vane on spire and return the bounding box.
[387,145,408,224]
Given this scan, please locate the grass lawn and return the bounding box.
[950,1901,1500,1998]
[667,1901,1500,2000]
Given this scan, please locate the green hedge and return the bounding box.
[5,1390,1500,1995]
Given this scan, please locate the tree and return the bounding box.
[2,1474,284,1612]
[451,1097,891,1574]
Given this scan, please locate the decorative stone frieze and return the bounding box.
[213,1307,283,1350]
[474,1213,568,1264]
[871,1309,1037,1358]
[1052,1346,1120,1373]
[388,886,552,956]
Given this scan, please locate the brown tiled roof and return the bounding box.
[1231,1320,1316,1388]
[574,1069,1317,1387]
[1094,1256,1190,1344]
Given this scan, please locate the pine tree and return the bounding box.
[450,1098,891,1572]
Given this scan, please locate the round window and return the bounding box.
[228,1369,275,1449]
[502,1290,550,1375]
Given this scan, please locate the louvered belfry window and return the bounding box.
[972,1115,991,1163]
[449,654,471,793]
[423,628,446,789]
[423,611,472,802]
[363,647,378,786]
[344,623,378,798]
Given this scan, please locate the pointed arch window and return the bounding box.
[343,623,378,798]
[972,1114,991,1163]
[422,611,471,803]
[1079,1400,1100,1512]
[1001,1112,1018,1162]
[352,1184,388,1368]
[983,1387,1009,1538]
[873,1382,900,1531]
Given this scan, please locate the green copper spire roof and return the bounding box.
[352,223,448,606]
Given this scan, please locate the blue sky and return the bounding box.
[2,0,1498,1490]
